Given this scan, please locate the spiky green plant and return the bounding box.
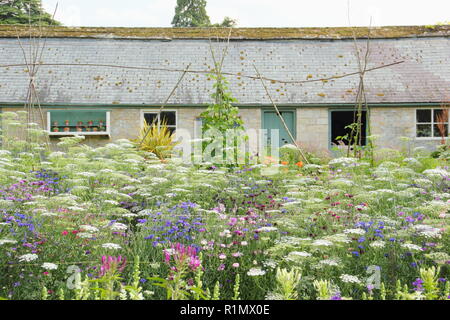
[133,120,179,160]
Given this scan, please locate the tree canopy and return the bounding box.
[171,0,236,28]
[0,0,61,25]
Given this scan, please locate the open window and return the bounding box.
[47,110,110,136]
[330,110,367,146]
[143,111,177,134]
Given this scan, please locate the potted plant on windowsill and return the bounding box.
[52,127,59,132]
[76,127,83,132]
[87,120,94,127]
[63,127,70,132]
[64,120,70,126]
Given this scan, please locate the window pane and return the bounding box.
[434,109,449,123]
[434,123,448,137]
[417,124,432,137]
[161,111,176,126]
[144,113,158,125]
[416,109,431,123]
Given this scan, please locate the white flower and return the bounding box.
[369,241,386,248]
[77,172,96,177]
[288,251,312,257]
[247,268,266,276]
[42,263,58,270]
[262,260,278,269]
[41,212,57,217]
[423,168,449,177]
[104,200,119,206]
[19,254,38,262]
[164,248,176,255]
[319,259,340,266]
[401,243,423,251]
[344,228,366,235]
[110,223,128,231]
[102,243,122,250]
[329,157,358,166]
[0,239,17,245]
[312,240,333,247]
[340,274,362,284]
[78,232,94,239]
[80,225,99,233]
[256,226,278,232]
[413,225,442,239]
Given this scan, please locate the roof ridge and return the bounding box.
[0,25,448,40]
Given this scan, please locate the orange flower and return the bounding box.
[281,161,289,165]
[295,161,304,168]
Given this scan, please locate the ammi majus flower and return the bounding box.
[247,268,266,276]
[18,253,38,262]
[102,243,122,250]
[340,274,362,284]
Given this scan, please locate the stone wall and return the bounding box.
[296,108,329,154]
[370,107,445,152]
[1,106,445,154]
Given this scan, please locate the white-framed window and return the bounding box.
[47,110,111,137]
[416,108,448,138]
[141,110,177,134]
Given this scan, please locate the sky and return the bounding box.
[41,0,450,28]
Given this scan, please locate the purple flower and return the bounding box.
[412,278,424,292]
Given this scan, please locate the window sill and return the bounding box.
[49,132,111,137]
[415,137,449,140]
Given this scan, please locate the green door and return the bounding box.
[263,111,295,147]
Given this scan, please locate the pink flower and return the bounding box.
[232,263,239,268]
[217,264,225,271]
[164,243,202,271]
[219,253,226,260]
[228,217,238,226]
[99,255,127,277]
[232,252,243,257]
[61,230,68,236]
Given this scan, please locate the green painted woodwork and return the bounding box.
[262,110,296,147]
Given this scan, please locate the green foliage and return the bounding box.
[200,71,246,165]
[200,73,243,133]
[171,0,236,27]
[431,144,450,161]
[0,0,61,25]
[211,16,237,28]
[133,120,179,160]
[171,0,211,27]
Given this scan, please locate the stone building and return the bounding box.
[0,25,449,154]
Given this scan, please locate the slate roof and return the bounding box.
[0,26,448,106]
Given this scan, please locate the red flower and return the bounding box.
[61,230,69,236]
